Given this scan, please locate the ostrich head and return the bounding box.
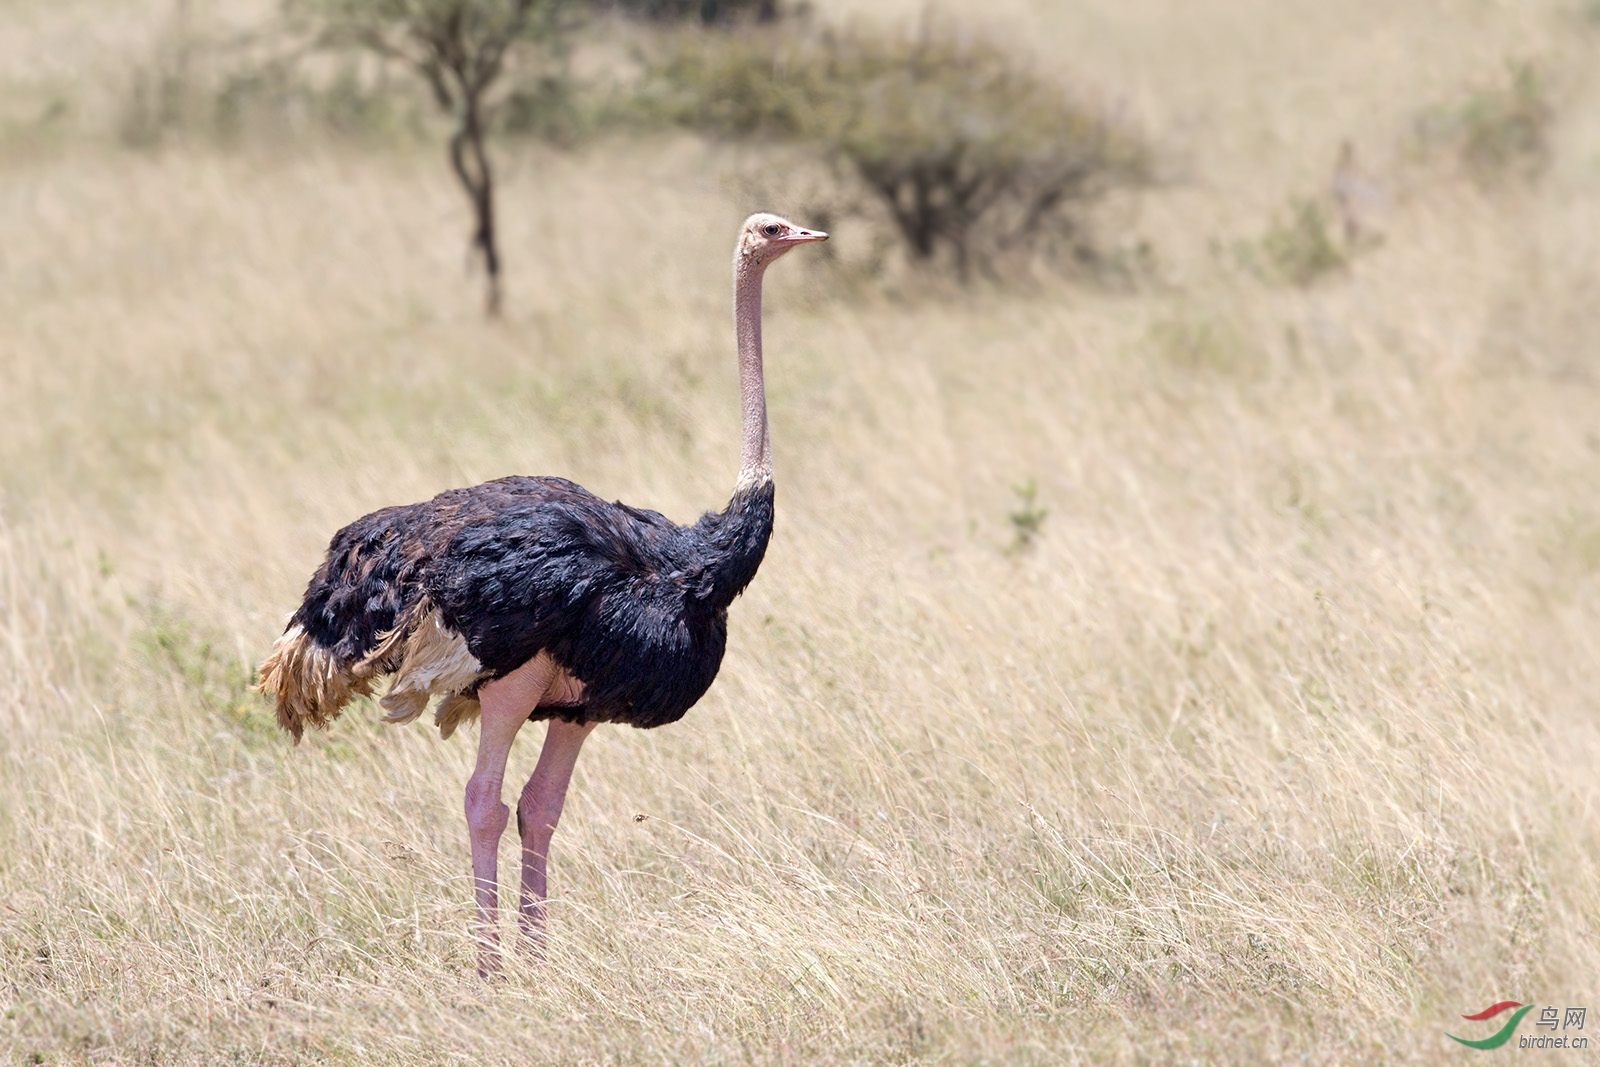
[738,213,829,267]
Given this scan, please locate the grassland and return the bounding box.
[2,1,1599,1063]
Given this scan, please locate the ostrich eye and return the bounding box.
[763,223,781,236]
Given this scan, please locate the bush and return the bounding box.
[1259,198,1347,287]
[647,22,1151,278]
[1417,61,1553,187]
[1458,63,1551,184]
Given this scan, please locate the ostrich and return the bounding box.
[256,214,827,972]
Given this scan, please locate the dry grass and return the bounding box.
[3,1,1600,1063]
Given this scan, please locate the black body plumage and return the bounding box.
[288,476,776,729]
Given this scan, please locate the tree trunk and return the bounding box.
[450,101,502,317]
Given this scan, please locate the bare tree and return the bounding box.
[295,0,567,315]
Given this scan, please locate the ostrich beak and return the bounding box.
[784,227,829,244]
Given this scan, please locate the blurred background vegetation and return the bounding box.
[100,0,1161,301]
[84,0,1569,303]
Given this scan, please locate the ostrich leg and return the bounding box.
[464,654,556,975]
[516,718,598,945]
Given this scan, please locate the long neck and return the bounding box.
[734,255,771,489]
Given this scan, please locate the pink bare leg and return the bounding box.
[517,718,598,947]
[464,654,557,976]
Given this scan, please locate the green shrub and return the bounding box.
[1459,63,1551,184]
[647,22,1151,279]
[1417,61,1553,187]
[1007,478,1048,554]
[1259,198,1347,287]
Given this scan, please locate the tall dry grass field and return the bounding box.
[3,1,1599,1063]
